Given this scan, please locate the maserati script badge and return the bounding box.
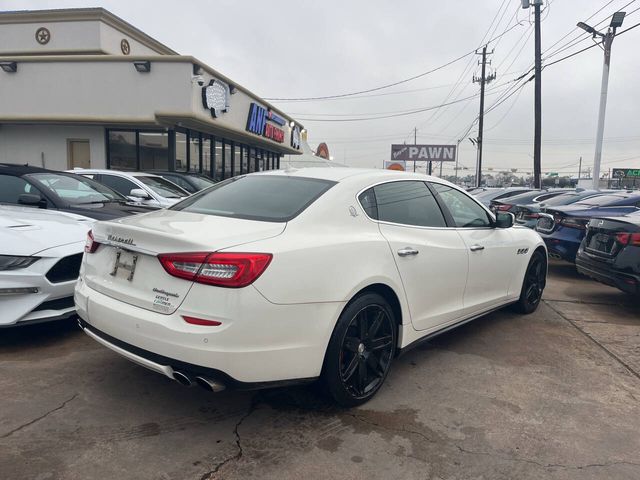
[110,250,138,281]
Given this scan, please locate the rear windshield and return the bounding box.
[575,194,628,206]
[172,175,336,222]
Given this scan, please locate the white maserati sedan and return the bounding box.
[75,168,546,406]
[1,205,92,327]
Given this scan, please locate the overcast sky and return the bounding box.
[3,0,640,177]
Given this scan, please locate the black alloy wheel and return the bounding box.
[515,251,546,314]
[323,293,396,406]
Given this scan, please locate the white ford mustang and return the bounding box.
[75,168,547,405]
[1,205,93,327]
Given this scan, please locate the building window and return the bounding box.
[175,131,187,172]
[234,143,242,176]
[224,142,232,179]
[108,131,136,170]
[189,133,201,172]
[214,139,223,181]
[139,131,169,171]
[202,136,212,177]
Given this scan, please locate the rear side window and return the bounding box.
[174,175,336,222]
[366,181,446,227]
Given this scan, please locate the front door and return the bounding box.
[430,183,514,314]
[364,181,468,332]
[68,140,90,169]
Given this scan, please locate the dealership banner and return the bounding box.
[612,168,640,178]
[391,144,457,162]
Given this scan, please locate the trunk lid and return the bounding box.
[584,217,640,259]
[84,210,285,314]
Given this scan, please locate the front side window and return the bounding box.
[174,175,335,222]
[368,181,446,227]
[431,183,491,228]
[98,175,140,198]
[29,173,124,204]
[0,175,38,204]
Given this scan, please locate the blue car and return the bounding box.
[535,192,640,262]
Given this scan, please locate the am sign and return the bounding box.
[391,144,457,162]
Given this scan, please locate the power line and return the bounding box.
[264,19,523,101]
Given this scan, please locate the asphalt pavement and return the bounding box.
[1,262,639,480]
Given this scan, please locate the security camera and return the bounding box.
[192,74,205,86]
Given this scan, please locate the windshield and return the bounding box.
[575,194,628,206]
[29,173,125,205]
[136,176,189,198]
[173,175,336,222]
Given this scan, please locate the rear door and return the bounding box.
[431,183,515,315]
[365,181,468,331]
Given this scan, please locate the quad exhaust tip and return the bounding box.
[194,376,226,392]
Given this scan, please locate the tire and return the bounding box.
[322,292,397,407]
[514,250,546,314]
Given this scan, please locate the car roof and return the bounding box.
[68,168,162,178]
[0,163,57,176]
[257,167,454,185]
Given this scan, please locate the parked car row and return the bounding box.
[470,186,640,296]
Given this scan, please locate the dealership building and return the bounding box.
[0,8,304,179]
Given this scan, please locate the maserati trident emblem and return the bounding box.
[110,250,138,281]
[598,220,604,226]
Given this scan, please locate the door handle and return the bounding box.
[397,247,419,257]
[470,244,485,252]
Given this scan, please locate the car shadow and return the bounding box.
[0,316,80,349]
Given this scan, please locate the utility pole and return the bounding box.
[577,11,625,190]
[578,156,582,180]
[533,0,542,189]
[472,45,496,188]
[413,127,417,173]
[521,0,543,189]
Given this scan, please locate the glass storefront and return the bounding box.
[107,131,136,170]
[107,128,281,180]
[139,131,169,170]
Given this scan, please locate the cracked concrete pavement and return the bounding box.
[1,262,639,480]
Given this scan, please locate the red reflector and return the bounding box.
[183,316,222,326]
[84,230,100,253]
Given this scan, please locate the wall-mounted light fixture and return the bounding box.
[0,61,17,73]
[133,61,151,73]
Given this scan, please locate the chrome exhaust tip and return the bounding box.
[173,371,193,387]
[194,376,226,392]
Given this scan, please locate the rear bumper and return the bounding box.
[75,279,345,384]
[539,230,583,262]
[575,253,640,295]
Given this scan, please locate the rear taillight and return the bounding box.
[84,230,100,253]
[497,204,512,211]
[523,212,540,220]
[615,232,640,246]
[560,217,588,230]
[158,252,272,288]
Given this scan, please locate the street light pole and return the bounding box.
[533,0,543,189]
[577,11,625,190]
[592,31,614,190]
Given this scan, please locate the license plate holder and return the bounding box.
[110,249,138,281]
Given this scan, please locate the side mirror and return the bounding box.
[129,188,151,199]
[18,193,46,208]
[495,212,514,228]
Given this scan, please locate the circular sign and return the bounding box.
[120,39,131,55]
[35,27,51,45]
